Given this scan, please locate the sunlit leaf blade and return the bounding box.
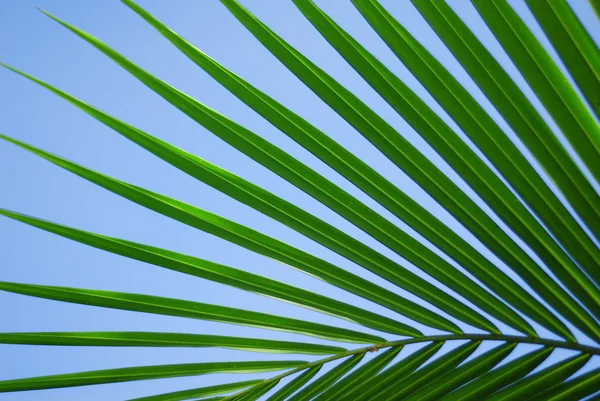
[127,380,262,401]
[374,341,480,400]
[528,366,600,401]
[120,1,525,341]
[404,343,517,401]
[119,0,576,342]
[211,0,600,341]
[25,10,493,335]
[471,0,600,185]
[353,342,444,401]
[266,366,321,401]
[347,0,600,342]
[288,354,364,401]
[348,0,600,299]
[216,0,566,328]
[0,207,408,338]
[0,81,466,337]
[527,0,600,123]
[0,332,346,355]
[314,346,402,401]
[141,0,524,336]
[485,352,591,401]
[440,346,554,401]
[413,0,600,252]
[294,0,556,339]
[0,360,304,393]
[0,281,381,344]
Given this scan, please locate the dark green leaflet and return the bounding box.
[229,380,279,401]
[0,360,304,393]
[288,354,364,401]
[525,0,600,121]
[373,341,480,400]
[314,346,402,401]
[355,0,600,316]
[485,353,591,401]
[348,0,600,299]
[127,380,262,401]
[266,366,321,401]
[0,332,346,355]
[416,0,600,243]
[344,0,600,342]
[0,281,381,344]
[211,0,600,341]
[404,343,517,401]
[528,367,600,401]
[352,342,444,401]
[470,0,600,185]
[25,10,499,334]
[440,346,553,401]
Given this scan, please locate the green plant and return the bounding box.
[1,0,600,399]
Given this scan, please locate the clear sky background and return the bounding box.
[1,0,599,400]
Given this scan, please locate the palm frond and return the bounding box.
[1,0,599,399]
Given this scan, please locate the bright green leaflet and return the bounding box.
[0,360,304,393]
[127,380,263,401]
[0,281,380,344]
[0,332,346,355]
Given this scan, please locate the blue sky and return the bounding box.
[1,0,599,400]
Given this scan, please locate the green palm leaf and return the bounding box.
[351,341,444,401]
[265,367,320,401]
[285,353,363,401]
[313,346,402,401]
[471,0,600,184]
[526,0,600,120]
[127,380,263,401]
[197,0,600,341]
[0,360,303,393]
[529,367,600,401]
[404,342,517,401]
[412,0,600,242]
[440,346,554,400]
[1,0,600,399]
[0,332,346,355]
[0,281,378,343]
[0,207,410,337]
[485,352,591,401]
[121,0,575,341]
[372,340,480,400]
[2,11,495,334]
